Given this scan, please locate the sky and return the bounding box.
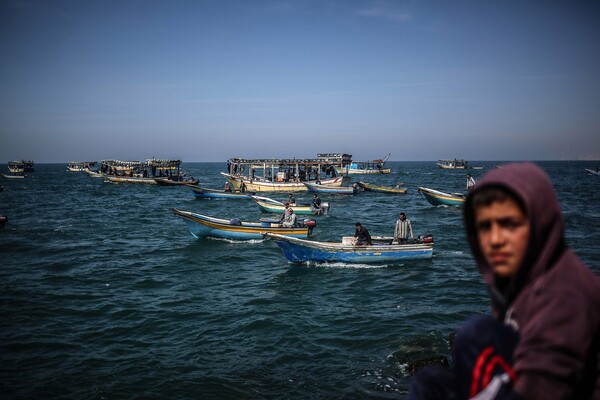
[1,0,599,163]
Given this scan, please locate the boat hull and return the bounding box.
[265,233,433,263]
[357,181,407,194]
[303,182,357,195]
[253,198,327,215]
[222,173,345,192]
[418,187,465,206]
[190,187,251,199]
[106,176,158,184]
[154,178,199,186]
[172,209,313,239]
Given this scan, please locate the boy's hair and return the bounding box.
[471,185,526,214]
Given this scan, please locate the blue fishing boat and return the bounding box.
[172,209,316,240]
[418,187,465,207]
[190,186,252,199]
[303,182,358,195]
[264,233,434,264]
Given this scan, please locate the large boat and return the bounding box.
[222,153,352,193]
[252,196,329,215]
[418,187,465,207]
[67,161,97,172]
[356,181,407,194]
[7,161,25,175]
[303,182,358,195]
[437,159,468,169]
[189,186,252,199]
[172,208,316,240]
[335,153,391,175]
[103,158,186,184]
[264,233,434,264]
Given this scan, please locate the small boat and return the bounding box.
[335,153,392,175]
[252,196,329,215]
[1,173,26,179]
[67,161,97,172]
[190,186,252,199]
[154,177,199,186]
[85,169,104,178]
[437,159,468,169]
[418,187,465,207]
[264,233,434,264]
[585,168,600,176]
[172,208,316,240]
[357,181,407,194]
[303,182,357,195]
[106,176,158,184]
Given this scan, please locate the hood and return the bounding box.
[463,163,565,305]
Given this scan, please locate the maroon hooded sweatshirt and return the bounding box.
[463,162,600,399]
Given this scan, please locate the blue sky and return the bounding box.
[1,0,599,163]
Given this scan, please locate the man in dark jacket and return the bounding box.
[409,162,600,399]
[354,222,372,246]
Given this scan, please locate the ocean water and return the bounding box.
[1,161,599,399]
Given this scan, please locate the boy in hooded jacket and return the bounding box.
[409,162,600,400]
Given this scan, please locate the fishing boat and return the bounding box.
[172,208,316,240]
[335,153,391,175]
[585,168,600,176]
[85,168,104,178]
[418,187,465,206]
[437,159,468,169]
[357,181,407,194]
[154,177,199,186]
[104,158,186,184]
[67,161,97,172]
[252,196,329,215]
[190,186,252,199]
[7,161,25,175]
[303,182,358,195]
[222,153,351,193]
[1,173,26,179]
[264,233,434,264]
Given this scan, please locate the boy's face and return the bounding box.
[475,197,530,278]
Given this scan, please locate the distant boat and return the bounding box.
[356,181,407,194]
[106,176,158,184]
[172,208,316,240]
[67,161,97,172]
[7,161,25,175]
[264,233,434,264]
[437,159,468,169]
[335,153,392,175]
[190,186,252,199]
[1,173,26,179]
[418,187,465,207]
[252,196,329,215]
[303,182,358,195]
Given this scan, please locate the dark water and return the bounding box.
[1,161,599,399]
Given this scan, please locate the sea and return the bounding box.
[1,161,599,400]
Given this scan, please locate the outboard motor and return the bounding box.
[303,218,317,236]
[418,234,434,244]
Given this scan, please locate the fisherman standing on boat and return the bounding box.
[312,194,322,214]
[394,212,414,244]
[354,222,372,246]
[288,193,296,205]
[466,173,476,190]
